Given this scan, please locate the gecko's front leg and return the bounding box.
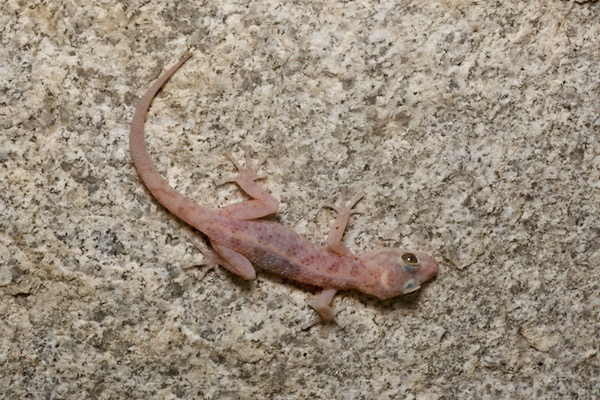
[301,192,362,328]
[303,288,347,329]
[324,191,363,256]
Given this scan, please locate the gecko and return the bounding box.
[130,53,438,326]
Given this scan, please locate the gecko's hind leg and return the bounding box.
[211,241,256,280]
[184,233,225,280]
[216,146,279,220]
[186,234,256,280]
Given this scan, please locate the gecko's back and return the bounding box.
[200,216,365,290]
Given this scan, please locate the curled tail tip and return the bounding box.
[180,51,194,62]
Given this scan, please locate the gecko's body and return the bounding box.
[130,53,438,324]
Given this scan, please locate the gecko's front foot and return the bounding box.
[324,189,364,256]
[324,189,364,218]
[302,288,347,329]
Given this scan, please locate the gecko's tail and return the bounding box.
[129,52,211,225]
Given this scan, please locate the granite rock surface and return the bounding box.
[1,0,599,398]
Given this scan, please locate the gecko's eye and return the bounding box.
[402,252,419,265]
[401,252,420,273]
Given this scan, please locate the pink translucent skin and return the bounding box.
[359,250,438,299]
[130,53,438,326]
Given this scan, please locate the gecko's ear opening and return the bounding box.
[402,279,421,294]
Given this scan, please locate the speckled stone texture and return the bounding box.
[1,0,599,399]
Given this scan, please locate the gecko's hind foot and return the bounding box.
[216,146,267,186]
[183,263,219,281]
[184,233,224,280]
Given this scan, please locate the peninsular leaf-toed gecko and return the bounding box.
[130,53,438,327]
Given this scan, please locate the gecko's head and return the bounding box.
[358,249,438,300]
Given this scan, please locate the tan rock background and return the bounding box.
[2,1,599,398]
